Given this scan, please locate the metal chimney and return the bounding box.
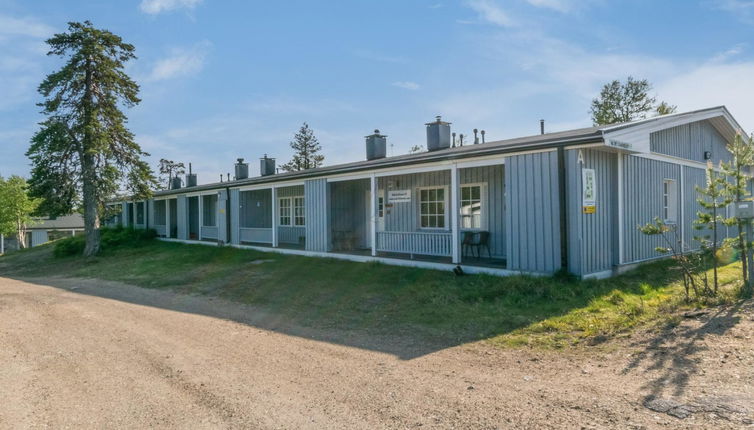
[540,119,545,135]
[365,129,387,160]
[260,155,276,176]
[186,163,197,187]
[235,158,249,180]
[473,129,479,144]
[170,176,182,190]
[425,116,451,152]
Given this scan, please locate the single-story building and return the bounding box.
[0,214,85,254]
[110,106,749,278]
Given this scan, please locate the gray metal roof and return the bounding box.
[150,105,735,198]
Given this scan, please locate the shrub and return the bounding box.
[53,226,157,257]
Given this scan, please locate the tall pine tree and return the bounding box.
[27,21,155,256]
[281,122,324,172]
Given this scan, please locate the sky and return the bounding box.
[1,0,754,184]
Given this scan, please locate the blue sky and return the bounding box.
[1,0,754,184]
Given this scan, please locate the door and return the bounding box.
[365,190,385,248]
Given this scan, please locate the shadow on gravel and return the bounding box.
[622,301,748,399]
[5,276,448,360]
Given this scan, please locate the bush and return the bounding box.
[53,226,157,257]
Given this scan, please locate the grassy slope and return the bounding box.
[0,239,744,348]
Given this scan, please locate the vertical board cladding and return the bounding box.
[230,189,240,244]
[240,189,272,228]
[277,185,306,245]
[504,151,561,273]
[216,190,228,243]
[330,179,370,248]
[176,195,187,240]
[566,149,617,276]
[622,156,681,262]
[147,199,155,228]
[121,202,128,226]
[459,164,506,258]
[305,179,330,252]
[378,170,450,233]
[650,120,732,165]
[188,196,199,239]
[683,166,737,248]
[277,185,304,198]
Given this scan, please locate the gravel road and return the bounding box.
[0,276,751,429]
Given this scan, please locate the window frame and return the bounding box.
[662,178,678,224]
[293,196,306,226]
[460,182,488,231]
[278,197,293,226]
[416,186,449,231]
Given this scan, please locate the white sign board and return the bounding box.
[582,168,596,213]
[388,189,411,203]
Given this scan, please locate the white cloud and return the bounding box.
[392,81,420,90]
[465,0,515,27]
[147,41,210,81]
[525,0,572,13]
[0,15,55,40]
[139,0,202,15]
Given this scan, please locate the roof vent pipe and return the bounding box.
[426,116,451,151]
[473,129,479,144]
[235,158,249,180]
[452,132,456,148]
[186,162,197,187]
[540,119,545,135]
[481,130,486,144]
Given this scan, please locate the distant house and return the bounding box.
[111,106,750,279]
[0,214,84,254]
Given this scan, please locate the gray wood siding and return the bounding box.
[378,170,450,233]
[240,190,271,228]
[217,190,228,243]
[279,226,306,244]
[177,195,187,240]
[650,120,732,165]
[230,189,240,244]
[622,156,681,262]
[504,151,561,273]
[459,165,505,257]
[147,199,155,228]
[305,179,330,252]
[566,149,617,276]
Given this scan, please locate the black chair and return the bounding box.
[462,231,492,259]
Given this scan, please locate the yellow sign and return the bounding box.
[583,205,596,214]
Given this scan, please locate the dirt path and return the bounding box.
[0,276,751,429]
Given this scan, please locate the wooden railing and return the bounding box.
[376,231,452,257]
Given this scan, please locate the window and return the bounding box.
[154,200,167,226]
[202,194,217,227]
[460,185,484,229]
[663,179,677,223]
[279,198,292,226]
[377,196,384,218]
[136,202,145,225]
[293,197,305,226]
[419,187,446,229]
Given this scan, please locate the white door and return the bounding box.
[365,190,385,248]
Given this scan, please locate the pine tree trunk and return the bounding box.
[82,56,100,257]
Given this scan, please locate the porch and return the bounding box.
[324,163,507,268]
[236,185,306,249]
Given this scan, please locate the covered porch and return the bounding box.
[236,184,306,249]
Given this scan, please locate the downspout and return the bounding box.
[225,186,232,245]
[557,147,569,271]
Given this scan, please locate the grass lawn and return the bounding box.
[0,233,745,349]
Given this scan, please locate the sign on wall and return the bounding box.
[582,168,596,214]
[388,189,411,203]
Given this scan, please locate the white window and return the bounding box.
[663,179,677,223]
[460,184,485,229]
[293,197,305,226]
[279,198,292,226]
[419,187,446,229]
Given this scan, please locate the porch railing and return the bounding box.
[201,226,218,240]
[240,227,272,244]
[376,231,452,257]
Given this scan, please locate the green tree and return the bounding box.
[0,176,41,249]
[281,122,324,172]
[157,158,185,190]
[590,77,657,125]
[655,101,678,116]
[27,21,155,256]
[720,133,754,292]
[694,163,734,295]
